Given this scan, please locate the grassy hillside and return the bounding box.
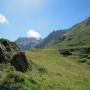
[35,30,67,48]
[25,49,90,90]
[1,48,90,90]
[49,17,90,48]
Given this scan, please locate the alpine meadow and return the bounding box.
[0,0,90,90]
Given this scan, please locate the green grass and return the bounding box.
[49,19,90,49]
[0,49,90,90]
[25,49,90,90]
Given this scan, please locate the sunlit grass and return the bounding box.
[25,49,90,90]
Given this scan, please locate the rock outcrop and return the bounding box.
[0,38,20,52]
[11,52,29,72]
[0,38,30,72]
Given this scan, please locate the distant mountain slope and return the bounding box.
[49,17,90,48]
[35,30,67,48]
[15,37,41,51]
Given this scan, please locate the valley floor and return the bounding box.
[25,49,90,90]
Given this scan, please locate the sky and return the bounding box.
[0,0,90,41]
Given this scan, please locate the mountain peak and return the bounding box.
[15,37,42,51]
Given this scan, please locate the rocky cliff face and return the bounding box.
[0,38,29,72]
[0,39,20,52]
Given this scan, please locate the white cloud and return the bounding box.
[0,14,8,25]
[27,29,41,39]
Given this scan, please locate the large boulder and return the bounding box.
[11,52,29,72]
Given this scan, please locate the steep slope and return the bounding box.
[49,17,90,48]
[35,30,67,48]
[15,37,41,51]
